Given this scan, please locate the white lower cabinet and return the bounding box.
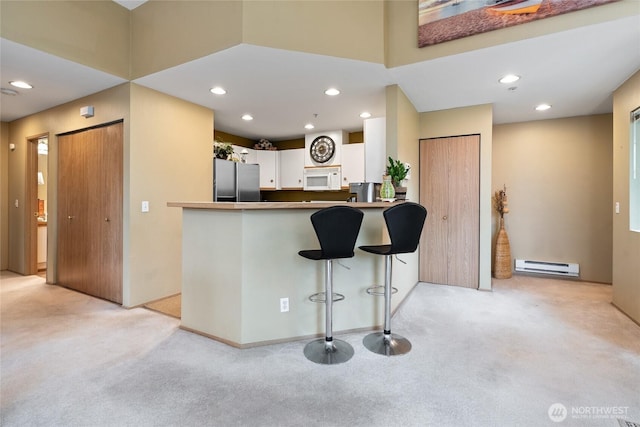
[279,149,304,189]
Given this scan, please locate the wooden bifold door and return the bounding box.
[419,135,480,288]
[57,121,123,303]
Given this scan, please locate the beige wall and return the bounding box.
[1,0,630,307]
[612,70,640,323]
[0,0,130,78]
[419,104,494,291]
[243,1,385,64]
[131,0,243,79]
[4,83,213,306]
[130,0,385,79]
[386,85,420,203]
[6,84,131,278]
[385,0,638,68]
[493,115,613,283]
[127,84,213,306]
[4,0,635,76]
[385,85,421,303]
[1,122,9,270]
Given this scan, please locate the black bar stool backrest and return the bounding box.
[311,206,364,260]
[385,202,427,255]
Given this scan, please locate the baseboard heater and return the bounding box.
[514,259,579,277]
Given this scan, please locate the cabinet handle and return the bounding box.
[105,217,110,222]
[34,212,39,217]
[442,215,448,220]
[67,215,75,220]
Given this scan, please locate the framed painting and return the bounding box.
[418,0,621,47]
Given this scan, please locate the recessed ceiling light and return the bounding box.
[359,112,371,118]
[304,123,315,130]
[241,114,253,121]
[499,74,520,84]
[1,88,18,96]
[10,80,33,89]
[535,104,552,111]
[324,88,340,96]
[210,87,226,95]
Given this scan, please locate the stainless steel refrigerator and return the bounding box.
[213,158,260,202]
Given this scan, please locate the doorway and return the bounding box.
[25,133,49,277]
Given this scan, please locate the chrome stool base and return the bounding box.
[363,332,411,356]
[304,338,354,365]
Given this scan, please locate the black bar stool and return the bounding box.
[298,206,364,364]
[359,202,427,356]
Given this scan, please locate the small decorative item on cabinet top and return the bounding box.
[254,138,277,150]
[493,184,512,279]
[386,157,410,200]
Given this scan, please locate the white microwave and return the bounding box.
[303,167,342,191]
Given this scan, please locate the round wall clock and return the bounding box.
[310,136,335,163]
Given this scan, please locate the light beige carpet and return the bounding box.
[2,271,639,426]
[144,294,181,319]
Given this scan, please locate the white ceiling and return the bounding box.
[1,9,639,141]
[0,39,128,123]
[133,44,392,140]
[112,0,146,10]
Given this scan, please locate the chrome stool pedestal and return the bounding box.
[303,338,355,365]
[363,332,412,356]
[303,259,354,365]
[362,254,412,356]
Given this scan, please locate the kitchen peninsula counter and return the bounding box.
[167,201,398,210]
[169,200,417,347]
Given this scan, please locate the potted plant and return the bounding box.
[386,157,410,200]
[214,138,234,160]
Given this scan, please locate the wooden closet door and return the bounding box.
[419,135,479,288]
[447,136,479,287]
[57,122,123,303]
[58,132,90,294]
[420,138,449,285]
[96,123,123,303]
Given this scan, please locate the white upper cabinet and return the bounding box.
[364,117,386,182]
[341,143,365,188]
[257,150,279,190]
[279,148,304,189]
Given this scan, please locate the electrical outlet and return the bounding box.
[280,297,289,313]
[141,201,149,213]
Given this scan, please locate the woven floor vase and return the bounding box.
[494,218,512,279]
